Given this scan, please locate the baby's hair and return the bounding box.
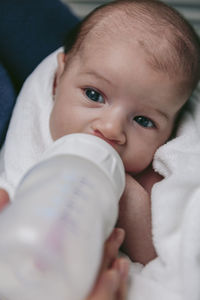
[64,0,200,92]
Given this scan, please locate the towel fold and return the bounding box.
[0,48,62,198]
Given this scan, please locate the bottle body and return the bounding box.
[0,134,125,300]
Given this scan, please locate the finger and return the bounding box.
[112,258,130,300]
[87,269,120,300]
[0,189,10,212]
[101,228,125,272]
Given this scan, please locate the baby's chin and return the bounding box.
[121,157,147,175]
[123,160,155,177]
[123,165,143,176]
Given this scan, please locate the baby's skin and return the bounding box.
[117,166,162,264]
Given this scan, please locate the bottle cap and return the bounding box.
[42,134,125,198]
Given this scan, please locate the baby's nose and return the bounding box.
[93,109,126,145]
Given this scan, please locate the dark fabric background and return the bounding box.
[0,0,79,147]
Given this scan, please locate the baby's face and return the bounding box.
[50,36,188,174]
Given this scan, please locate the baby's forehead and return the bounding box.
[85,10,142,43]
[82,6,168,58]
[81,13,148,60]
[69,2,199,94]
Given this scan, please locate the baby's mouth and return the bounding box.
[92,130,120,150]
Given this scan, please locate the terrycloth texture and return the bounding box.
[128,85,200,300]
[0,49,62,198]
[0,48,200,299]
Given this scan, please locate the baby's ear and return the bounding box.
[53,52,66,95]
[56,52,66,78]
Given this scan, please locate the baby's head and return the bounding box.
[50,0,200,174]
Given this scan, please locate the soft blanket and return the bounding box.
[129,84,200,300]
[0,48,200,300]
[0,49,57,198]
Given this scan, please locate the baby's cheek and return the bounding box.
[49,107,66,141]
[122,151,155,175]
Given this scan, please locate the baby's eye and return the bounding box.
[84,88,105,103]
[134,116,155,128]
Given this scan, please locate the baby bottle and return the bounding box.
[0,133,125,300]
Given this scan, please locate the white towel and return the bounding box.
[0,47,200,300]
[0,48,62,199]
[128,85,200,300]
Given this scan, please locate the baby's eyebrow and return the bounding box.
[155,108,169,121]
[83,70,114,86]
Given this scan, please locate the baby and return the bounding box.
[0,0,200,268]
